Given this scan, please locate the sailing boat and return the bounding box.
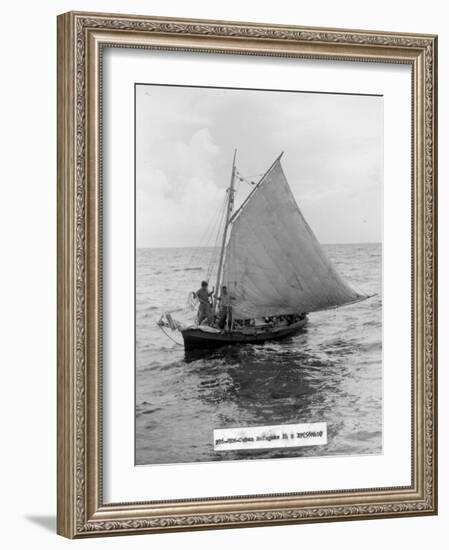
[161,150,369,351]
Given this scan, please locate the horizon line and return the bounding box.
[137,241,382,250]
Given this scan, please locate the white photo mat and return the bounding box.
[103,48,411,503]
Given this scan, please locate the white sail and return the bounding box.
[222,156,366,320]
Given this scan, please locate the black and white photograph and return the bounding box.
[135,83,383,466]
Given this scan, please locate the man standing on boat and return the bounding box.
[196,281,214,325]
[218,285,235,331]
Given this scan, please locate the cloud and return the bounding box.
[136,126,225,247]
[136,85,383,246]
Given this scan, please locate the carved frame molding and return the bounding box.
[57,11,437,538]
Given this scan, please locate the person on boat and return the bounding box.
[218,285,235,330]
[196,281,214,325]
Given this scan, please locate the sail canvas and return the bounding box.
[223,158,366,320]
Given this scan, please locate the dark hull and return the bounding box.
[181,317,307,351]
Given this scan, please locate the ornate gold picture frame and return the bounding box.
[57,11,437,538]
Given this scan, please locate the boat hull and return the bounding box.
[181,317,307,351]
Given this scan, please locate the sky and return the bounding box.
[135,84,383,248]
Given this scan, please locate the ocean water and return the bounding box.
[135,243,382,465]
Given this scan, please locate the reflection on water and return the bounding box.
[135,244,382,465]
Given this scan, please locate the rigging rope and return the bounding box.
[186,192,228,284]
[157,323,184,346]
[187,207,219,268]
[235,170,264,187]
[206,193,228,282]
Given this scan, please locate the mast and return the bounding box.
[214,148,237,312]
